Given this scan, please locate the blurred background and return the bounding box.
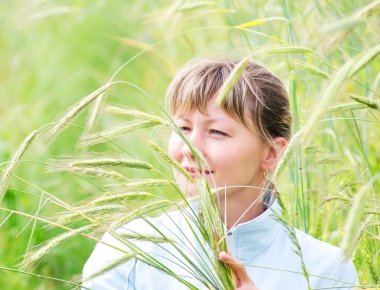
[0,1,379,289]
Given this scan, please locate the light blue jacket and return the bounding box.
[83,201,358,290]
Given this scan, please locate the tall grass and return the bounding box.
[0,0,379,289]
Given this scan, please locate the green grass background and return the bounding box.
[0,1,379,289]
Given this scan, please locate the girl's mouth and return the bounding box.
[183,166,213,177]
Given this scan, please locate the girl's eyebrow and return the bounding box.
[177,117,227,124]
[205,118,226,124]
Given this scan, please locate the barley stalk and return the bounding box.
[293,60,331,79]
[89,192,155,205]
[340,181,372,257]
[255,45,313,55]
[113,36,177,74]
[274,196,311,289]
[104,105,169,125]
[0,130,38,203]
[196,178,235,289]
[0,266,82,287]
[349,44,380,78]
[350,95,379,110]
[54,166,127,180]
[83,92,105,137]
[81,253,137,283]
[105,179,175,190]
[148,141,194,183]
[108,199,176,232]
[328,102,368,112]
[41,82,114,145]
[55,204,126,225]
[80,120,161,147]
[66,158,153,170]
[179,1,217,11]
[214,56,250,106]
[363,251,379,284]
[274,58,354,180]
[22,225,94,270]
[119,233,175,244]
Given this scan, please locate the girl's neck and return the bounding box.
[218,190,264,230]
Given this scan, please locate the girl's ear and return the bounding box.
[261,137,288,170]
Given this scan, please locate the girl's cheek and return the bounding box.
[168,133,182,159]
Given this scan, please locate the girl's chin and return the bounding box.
[176,176,221,197]
[178,184,229,199]
[178,184,198,197]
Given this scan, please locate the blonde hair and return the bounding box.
[165,58,292,143]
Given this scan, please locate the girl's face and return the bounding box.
[168,101,272,198]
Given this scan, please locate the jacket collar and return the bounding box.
[227,199,282,262]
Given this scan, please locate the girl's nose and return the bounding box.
[181,130,204,159]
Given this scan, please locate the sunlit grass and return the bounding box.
[0,0,379,289]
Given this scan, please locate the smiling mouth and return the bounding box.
[183,166,213,176]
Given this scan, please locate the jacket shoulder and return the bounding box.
[295,229,358,287]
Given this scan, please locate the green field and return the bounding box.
[0,1,379,289]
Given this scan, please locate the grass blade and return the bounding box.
[235,17,288,28]
[349,44,380,78]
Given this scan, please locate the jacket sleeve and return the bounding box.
[82,232,136,290]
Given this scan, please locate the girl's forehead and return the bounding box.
[173,102,257,129]
[171,96,212,116]
[173,100,228,117]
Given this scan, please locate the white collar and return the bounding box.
[227,200,282,261]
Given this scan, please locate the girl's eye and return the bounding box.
[180,126,191,132]
[210,129,227,136]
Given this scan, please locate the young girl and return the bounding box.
[82,58,358,290]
